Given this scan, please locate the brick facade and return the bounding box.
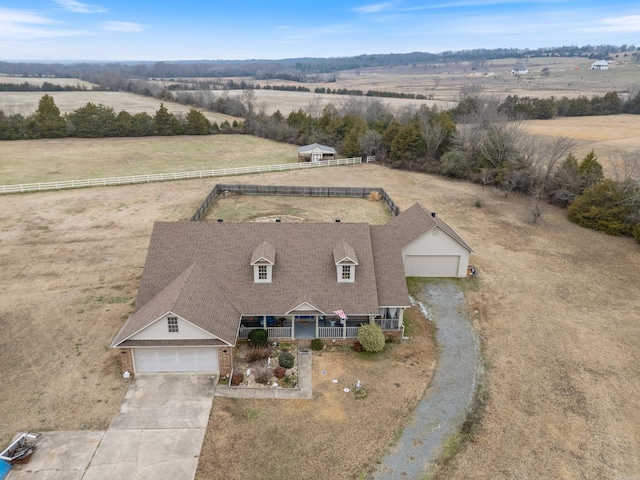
[119,348,133,374]
[218,347,233,377]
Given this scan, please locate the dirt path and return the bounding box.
[372,280,480,479]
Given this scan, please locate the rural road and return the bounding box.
[371,280,481,480]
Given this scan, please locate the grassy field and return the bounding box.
[1,160,639,478]
[206,55,640,116]
[0,76,96,88]
[0,90,237,124]
[0,135,298,185]
[523,114,640,170]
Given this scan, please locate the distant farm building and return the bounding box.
[511,66,528,75]
[298,143,337,162]
[591,60,609,70]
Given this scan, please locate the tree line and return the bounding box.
[496,91,640,119]
[0,94,242,140]
[236,89,640,244]
[2,92,638,244]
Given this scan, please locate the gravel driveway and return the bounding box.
[372,279,481,479]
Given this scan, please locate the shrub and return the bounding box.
[231,373,244,386]
[357,323,386,352]
[634,223,640,245]
[278,351,295,369]
[279,375,296,388]
[246,346,271,363]
[568,179,635,236]
[352,341,364,352]
[274,366,286,379]
[248,328,268,347]
[440,149,471,178]
[253,366,271,385]
[310,338,324,351]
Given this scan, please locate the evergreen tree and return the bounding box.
[154,103,181,135]
[568,179,636,236]
[27,94,67,138]
[184,108,211,135]
[578,150,604,192]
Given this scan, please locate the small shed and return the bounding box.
[297,143,337,162]
[591,60,609,70]
[511,67,528,75]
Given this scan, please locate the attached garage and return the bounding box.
[404,255,460,277]
[133,347,219,373]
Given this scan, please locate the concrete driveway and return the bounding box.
[8,374,216,480]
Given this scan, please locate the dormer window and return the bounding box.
[334,241,358,283]
[251,241,275,283]
[342,265,352,280]
[258,265,268,280]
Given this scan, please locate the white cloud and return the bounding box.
[0,7,90,39]
[101,21,146,32]
[592,15,640,33]
[353,2,394,14]
[54,0,107,14]
[0,8,54,25]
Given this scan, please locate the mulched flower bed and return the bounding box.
[230,342,298,388]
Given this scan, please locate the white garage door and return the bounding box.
[404,255,460,277]
[134,347,219,373]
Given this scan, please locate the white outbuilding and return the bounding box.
[591,60,609,70]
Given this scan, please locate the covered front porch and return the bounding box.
[238,310,403,340]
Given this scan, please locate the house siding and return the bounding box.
[130,314,215,341]
[402,228,470,277]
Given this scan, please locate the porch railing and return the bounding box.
[267,326,292,338]
[239,322,399,340]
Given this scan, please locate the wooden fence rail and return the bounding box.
[0,157,365,195]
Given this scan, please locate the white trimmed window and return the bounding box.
[342,265,351,280]
[253,264,272,283]
[167,316,179,333]
[258,265,267,280]
[337,264,355,283]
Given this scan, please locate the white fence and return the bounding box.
[0,157,365,195]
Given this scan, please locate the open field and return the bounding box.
[197,56,640,116]
[523,114,640,170]
[1,162,639,478]
[0,90,237,124]
[0,76,96,88]
[0,135,298,185]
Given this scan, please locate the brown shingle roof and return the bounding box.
[333,241,358,264]
[386,203,475,253]
[112,203,473,347]
[251,240,276,265]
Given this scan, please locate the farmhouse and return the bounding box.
[297,143,337,162]
[591,60,610,70]
[511,66,528,75]
[111,203,474,375]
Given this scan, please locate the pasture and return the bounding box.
[0,90,237,124]
[1,158,639,478]
[0,135,298,185]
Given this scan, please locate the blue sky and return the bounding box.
[1,0,639,61]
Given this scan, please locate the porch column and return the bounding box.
[342,319,346,339]
[315,315,319,338]
[291,316,295,339]
[398,309,404,329]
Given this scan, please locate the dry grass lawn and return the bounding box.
[524,114,640,170]
[0,135,298,185]
[1,162,639,478]
[197,307,436,480]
